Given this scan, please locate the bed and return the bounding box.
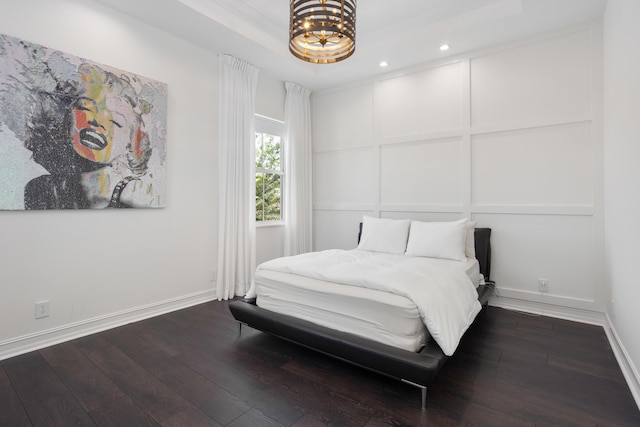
[229,218,494,408]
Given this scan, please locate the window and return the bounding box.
[255,115,284,223]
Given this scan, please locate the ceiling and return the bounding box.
[95,0,607,91]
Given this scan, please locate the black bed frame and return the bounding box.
[228,228,494,408]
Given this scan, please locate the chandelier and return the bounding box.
[289,0,357,64]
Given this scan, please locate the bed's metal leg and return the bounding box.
[401,379,427,409]
[237,321,243,335]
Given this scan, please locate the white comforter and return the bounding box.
[249,249,481,356]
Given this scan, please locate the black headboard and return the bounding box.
[474,228,492,282]
[357,223,492,281]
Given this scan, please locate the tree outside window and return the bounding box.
[255,128,283,222]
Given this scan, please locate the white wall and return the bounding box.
[603,0,640,404]
[257,73,285,122]
[0,0,221,359]
[312,22,605,316]
[0,0,289,359]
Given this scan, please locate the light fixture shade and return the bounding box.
[289,0,356,64]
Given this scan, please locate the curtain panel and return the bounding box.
[284,82,313,256]
[216,55,259,300]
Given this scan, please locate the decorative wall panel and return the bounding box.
[376,62,463,139]
[313,148,376,206]
[314,209,369,251]
[474,213,596,305]
[470,30,592,129]
[471,122,593,206]
[381,138,463,206]
[312,85,373,151]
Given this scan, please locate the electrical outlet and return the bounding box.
[35,300,50,319]
[538,279,549,293]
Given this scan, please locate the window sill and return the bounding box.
[256,221,285,228]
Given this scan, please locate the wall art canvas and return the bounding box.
[0,33,167,210]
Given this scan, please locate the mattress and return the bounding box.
[255,257,482,352]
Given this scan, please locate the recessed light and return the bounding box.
[379,61,388,67]
[439,44,450,51]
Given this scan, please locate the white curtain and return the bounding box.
[284,82,313,256]
[216,55,259,300]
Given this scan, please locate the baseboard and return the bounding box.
[493,287,598,313]
[0,289,216,362]
[489,295,640,410]
[489,294,606,326]
[603,314,640,410]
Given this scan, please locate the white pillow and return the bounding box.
[405,218,468,261]
[466,220,477,259]
[358,216,410,254]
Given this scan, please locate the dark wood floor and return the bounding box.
[1,301,639,426]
